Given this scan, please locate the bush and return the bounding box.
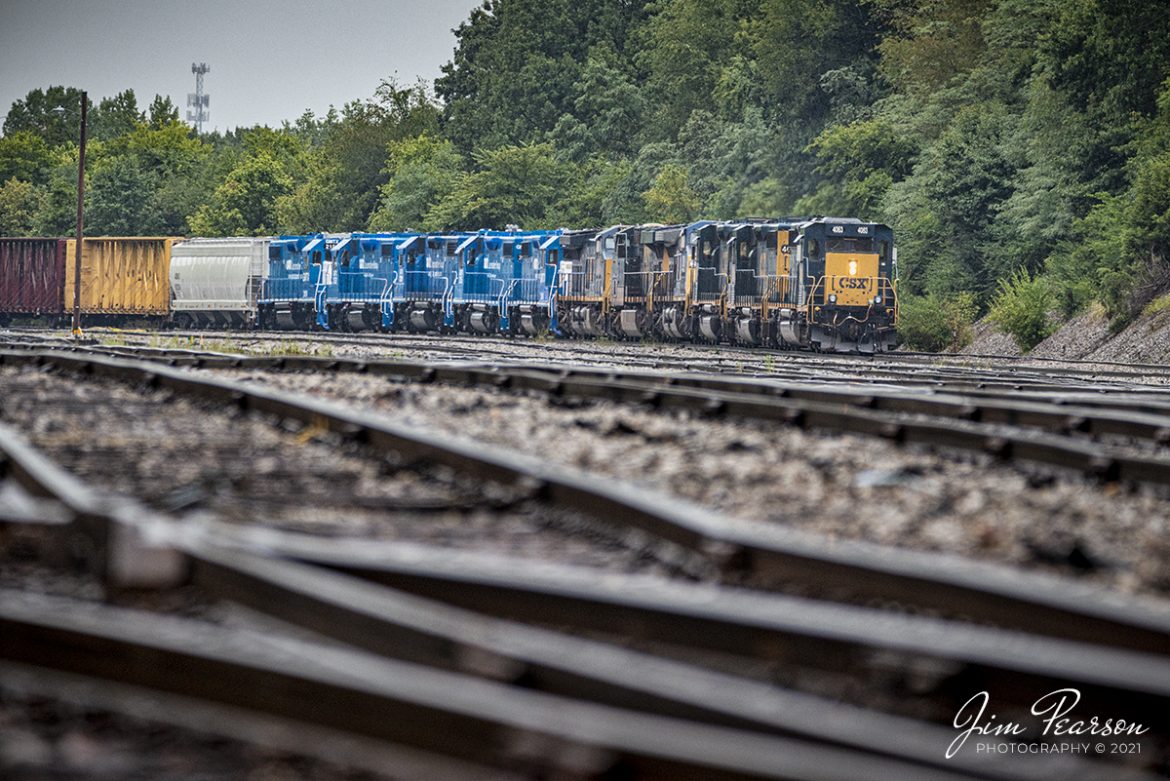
[988,269,1055,351]
[897,292,977,352]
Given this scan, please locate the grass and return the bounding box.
[1141,294,1170,318]
[99,332,334,358]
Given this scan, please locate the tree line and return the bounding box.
[2,0,1168,349]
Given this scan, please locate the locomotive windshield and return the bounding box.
[827,237,874,253]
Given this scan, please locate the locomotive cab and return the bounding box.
[781,218,898,353]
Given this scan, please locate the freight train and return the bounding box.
[0,217,899,352]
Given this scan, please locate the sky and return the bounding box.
[0,0,482,132]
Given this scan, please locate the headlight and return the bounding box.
[873,295,882,305]
[828,294,837,304]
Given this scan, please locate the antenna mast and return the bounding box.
[187,62,210,133]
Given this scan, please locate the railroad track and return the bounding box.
[76,324,1170,384]
[3,347,1170,641]
[6,331,1170,409]
[11,345,1170,483]
[9,326,1168,396]
[2,348,1169,776]
[1,419,1168,779]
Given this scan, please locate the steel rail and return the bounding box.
[0,423,1123,780]
[20,344,1170,452]
[8,339,1170,439]
[108,335,1170,393]
[7,334,1166,400]
[3,352,1170,659]
[83,325,1170,388]
[58,325,1170,383]
[9,325,1170,394]
[8,327,1160,399]
[5,589,958,781]
[189,540,1114,781]
[0,661,520,781]
[212,529,1170,733]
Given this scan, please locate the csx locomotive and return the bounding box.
[0,216,899,352]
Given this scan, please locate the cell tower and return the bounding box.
[187,62,210,133]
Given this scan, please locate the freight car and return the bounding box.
[64,237,175,320]
[170,237,269,328]
[0,238,67,324]
[0,237,177,325]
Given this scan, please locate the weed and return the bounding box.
[1142,294,1170,318]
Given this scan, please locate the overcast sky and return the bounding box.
[0,0,481,132]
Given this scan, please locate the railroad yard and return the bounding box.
[0,327,1168,780]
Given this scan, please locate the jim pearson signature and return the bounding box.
[947,688,1149,759]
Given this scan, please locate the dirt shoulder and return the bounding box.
[957,304,1170,364]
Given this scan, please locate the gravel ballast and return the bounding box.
[196,367,1170,598]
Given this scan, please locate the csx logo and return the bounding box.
[837,278,870,290]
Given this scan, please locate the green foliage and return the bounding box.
[189,153,291,236]
[871,0,993,95]
[430,143,565,229]
[0,178,45,236]
[3,86,88,147]
[0,131,54,186]
[895,292,977,352]
[147,95,181,129]
[279,83,439,232]
[1142,294,1170,318]
[643,164,700,223]
[91,90,143,141]
[2,0,1168,338]
[367,134,463,231]
[545,157,638,227]
[88,155,152,235]
[34,150,85,236]
[799,118,917,217]
[435,0,645,153]
[988,269,1056,351]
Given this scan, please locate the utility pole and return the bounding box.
[72,91,87,338]
[187,62,210,133]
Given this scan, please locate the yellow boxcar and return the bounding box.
[64,237,177,315]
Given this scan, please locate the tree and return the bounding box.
[643,163,700,223]
[92,90,143,141]
[0,131,54,186]
[988,269,1055,351]
[435,0,647,153]
[147,95,181,129]
[3,86,89,147]
[0,178,45,236]
[798,117,918,217]
[189,153,291,235]
[367,134,463,231]
[279,88,439,232]
[915,107,1016,296]
[547,46,646,161]
[870,0,993,96]
[87,156,151,235]
[430,142,564,229]
[35,152,84,236]
[638,0,733,141]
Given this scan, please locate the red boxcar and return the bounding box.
[0,238,66,318]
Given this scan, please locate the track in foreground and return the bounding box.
[1,419,1166,781]
[2,347,1169,778]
